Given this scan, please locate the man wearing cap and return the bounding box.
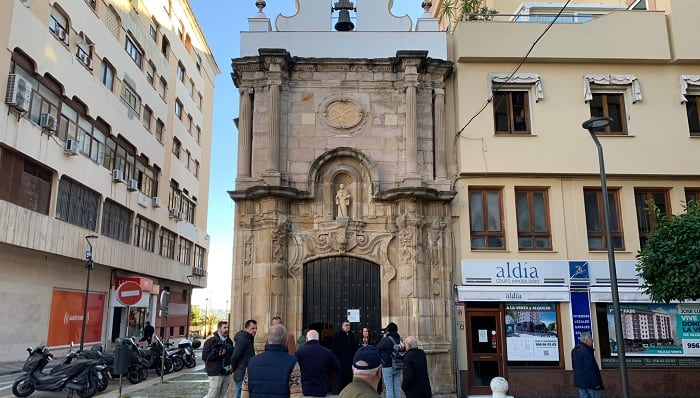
[339,345,382,398]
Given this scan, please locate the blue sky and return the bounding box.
[188,0,425,311]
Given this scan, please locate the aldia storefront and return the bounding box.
[455,259,700,397]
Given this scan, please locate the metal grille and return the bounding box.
[303,256,381,339]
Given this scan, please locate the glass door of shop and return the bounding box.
[466,310,506,395]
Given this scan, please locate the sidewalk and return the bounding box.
[100,365,209,398]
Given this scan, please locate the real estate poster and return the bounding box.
[505,302,559,361]
[47,289,105,347]
[605,303,698,356]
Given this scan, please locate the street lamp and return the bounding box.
[80,235,98,352]
[581,116,629,398]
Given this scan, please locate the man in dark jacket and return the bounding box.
[202,321,234,398]
[332,320,357,394]
[241,324,302,398]
[230,319,258,398]
[376,322,402,398]
[295,329,340,397]
[572,331,604,398]
[401,336,432,398]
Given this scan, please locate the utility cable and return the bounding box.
[456,0,573,137]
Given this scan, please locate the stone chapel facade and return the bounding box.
[228,1,455,394]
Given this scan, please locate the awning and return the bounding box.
[456,285,570,302]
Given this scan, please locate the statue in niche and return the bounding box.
[335,183,351,219]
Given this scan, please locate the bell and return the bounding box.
[335,9,354,31]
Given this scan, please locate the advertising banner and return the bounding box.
[47,289,105,346]
[505,302,559,361]
[570,291,593,345]
[605,303,700,356]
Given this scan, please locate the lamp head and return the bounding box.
[582,116,613,132]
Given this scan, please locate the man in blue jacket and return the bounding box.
[295,329,340,397]
[571,332,604,398]
[241,324,302,398]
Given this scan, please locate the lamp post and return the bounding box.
[582,116,629,398]
[80,235,98,352]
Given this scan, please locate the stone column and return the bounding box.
[397,51,427,186]
[433,85,447,181]
[237,87,253,179]
[259,49,289,186]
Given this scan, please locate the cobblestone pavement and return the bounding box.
[100,367,209,398]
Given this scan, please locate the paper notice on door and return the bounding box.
[479,329,488,342]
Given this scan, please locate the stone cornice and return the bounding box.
[375,187,457,203]
[228,186,309,202]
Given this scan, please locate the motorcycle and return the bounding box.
[62,344,110,392]
[118,338,149,384]
[12,345,101,398]
[136,336,174,376]
[178,338,200,368]
[164,341,185,372]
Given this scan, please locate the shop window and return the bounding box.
[56,177,99,231]
[584,188,624,250]
[101,199,132,243]
[469,188,505,249]
[515,188,551,250]
[505,302,561,367]
[634,189,669,248]
[133,215,156,252]
[0,148,52,215]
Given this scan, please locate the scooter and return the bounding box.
[12,345,101,398]
[61,344,110,392]
[178,338,200,368]
[164,341,185,372]
[136,336,173,376]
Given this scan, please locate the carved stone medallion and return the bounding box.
[326,101,362,129]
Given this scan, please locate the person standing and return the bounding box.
[241,324,303,398]
[572,332,604,398]
[202,321,234,398]
[230,320,258,398]
[339,345,383,398]
[140,321,155,345]
[333,320,358,394]
[359,327,376,347]
[295,329,340,397]
[272,316,297,355]
[376,322,402,398]
[401,336,432,398]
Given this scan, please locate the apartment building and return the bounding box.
[439,0,700,396]
[0,0,218,362]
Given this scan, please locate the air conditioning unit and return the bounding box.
[5,74,32,112]
[169,208,181,219]
[64,139,80,156]
[57,28,68,44]
[127,179,138,191]
[112,169,125,182]
[152,196,161,208]
[39,113,57,131]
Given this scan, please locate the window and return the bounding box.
[101,199,132,243]
[494,91,530,134]
[178,238,193,265]
[149,19,158,41]
[142,106,152,131]
[11,64,60,126]
[181,196,196,223]
[685,95,700,135]
[133,216,156,252]
[584,188,624,250]
[120,82,141,116]
[685,189,700,206]
[99,61,115,91]
[57,102,107,165]
[161,36,170,60]
[194,245,206,269]
[125,35,143,67]
[469,188,505,249]
[515,188,551,250]
[155,119,164,142]
[184,151,190,169]
[197,93,202,109]
[49,7,69,44]
[103,137,137,180]
[194,160,200,178]
[84,0,96,9]
[187,114,193,133]
[177,62,185,82]
[0,147,52,215]
[159,228,176,259]
[146,62,155,85]
[172,138,181,158]
[196,54,202,72]
[159,77,168,99]
[135,159,158,197]
[56,177,99,231]
[175,99,183,119]
[75,37,93,69]
[589,93,626,134]
[635,190,669,248]
[196,126,201,143]
[188,79,194,97]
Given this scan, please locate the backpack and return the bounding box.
[388,336,406,370]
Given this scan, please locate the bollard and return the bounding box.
[490,376,509,398]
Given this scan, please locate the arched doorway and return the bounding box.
[303,256,381,344]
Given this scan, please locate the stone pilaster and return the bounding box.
[237,87,253,179]
[397,51,427,187]
[433,85,447,181]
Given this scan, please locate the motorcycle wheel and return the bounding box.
[172,356,184,372]
[75,374,98,398]
[127,367,144,384]
[12,376,35,398]
[96,370,108,392]
[185,356,196,368]
[154,358,173,376]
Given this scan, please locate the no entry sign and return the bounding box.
[116,281,143,306]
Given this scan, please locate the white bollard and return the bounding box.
[490,376,509,398]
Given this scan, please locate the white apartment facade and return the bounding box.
[0,0,218,362]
